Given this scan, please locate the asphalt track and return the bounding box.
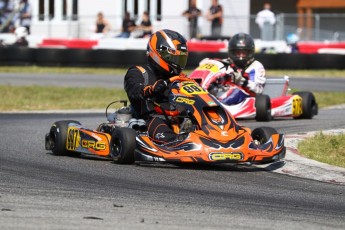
[0,73,345,229]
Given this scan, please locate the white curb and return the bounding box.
[265,129,345,185]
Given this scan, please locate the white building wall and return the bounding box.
[30,0,250,40]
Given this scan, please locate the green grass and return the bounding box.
[313,92,345,108]
[0,66,126,75]
[298,132,345,168]
[0,85,344,111]
[0,85,127,111]
[1,65,344,110]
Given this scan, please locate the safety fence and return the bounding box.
[22,13,345,42]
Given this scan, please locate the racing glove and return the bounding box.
[142,79,168,98]
[233,71,246,86]
[255,74,266,85]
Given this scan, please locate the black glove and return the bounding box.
[142,79,168,98]
[152,79,168,95]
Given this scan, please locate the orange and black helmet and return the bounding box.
[147,29,188,77]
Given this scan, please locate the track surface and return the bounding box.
[1,72,345,91]
[1,74,345,229]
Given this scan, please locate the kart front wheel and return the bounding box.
[251,126,278,145]
[110,128,137,164]
[255,94,272,122]
[293,91,318,119]
[47,120,81,156]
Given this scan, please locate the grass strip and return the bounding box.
[313,91,345,108]
[298,132,345,168]
[0,66,126,75]
[0,85,128,111]
[1,85,345,111]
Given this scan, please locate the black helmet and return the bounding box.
[147,29,188,77]
[228,33,255,68]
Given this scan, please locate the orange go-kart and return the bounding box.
[45,76,285,165]
[45,100,138,163]
[134,76,285,164]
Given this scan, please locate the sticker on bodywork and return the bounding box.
[209,152,243,161]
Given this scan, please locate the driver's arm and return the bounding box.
[245,62,266,94]
[124,67,146,101]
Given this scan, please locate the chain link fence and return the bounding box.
[3,12,345,42]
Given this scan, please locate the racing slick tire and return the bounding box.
[110,128,137,164]
[293,91,318,119]
[47,120,81,156]
[251,126,278,145]
[255,94,272,122]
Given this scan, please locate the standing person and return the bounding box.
[137,11,152,38]
[0,0,15,33]
[255,2,276,41]
[206,0,223,37]
[95,12,110,35]
[18,0,32,35]
[116,11,136,38]
[12,26,28,46]
[124,29,188,142]
[182,0,202,39]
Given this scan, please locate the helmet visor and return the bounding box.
[159,45,188,70]
[233,50,249,59]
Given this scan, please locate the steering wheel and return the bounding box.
[152,76,195,117]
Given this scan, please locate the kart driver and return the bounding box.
[124,29,188,143]
[201,32,266,105]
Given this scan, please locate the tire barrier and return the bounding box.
[255,53,345,69]
[0,47,344,69]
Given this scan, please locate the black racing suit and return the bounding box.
[124,64,177,142]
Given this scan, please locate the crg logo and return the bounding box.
[82,140,106,150]
[209,152,243,161]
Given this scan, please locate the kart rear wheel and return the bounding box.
[110,128,137,164]
[48,120,81,156]
[255,94,272,122]
[251,127,278,145]
[293,91,318,119]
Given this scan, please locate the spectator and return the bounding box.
[255,2,276,41]
[0,0,15,33]
[206,0,223,37]
[286,33,299,53]
[18,0,32,35]
[137,11,152,38]
[182,0,202,39]
[12,26,28,46]
[95,12,110,35]
[116,11,136,38]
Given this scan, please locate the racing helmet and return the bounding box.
[228,33,255,68]
[147,29,188,77]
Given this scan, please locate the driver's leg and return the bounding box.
[147,117,177,142]
[221,88,249,105]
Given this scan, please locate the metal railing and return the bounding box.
[4,13,345,41]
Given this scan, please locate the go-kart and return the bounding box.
[45,76,285,165]
[188,59,318,121]
[134,76,285,164]
[45,100,138,163]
